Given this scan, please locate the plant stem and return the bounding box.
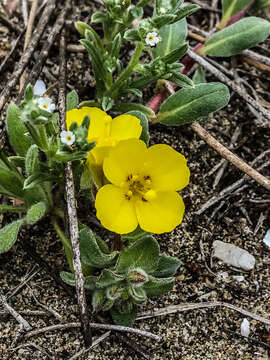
[109,42,143,99]
[113,233,122,251]
[0,205,27,213]
[51,217,73,272]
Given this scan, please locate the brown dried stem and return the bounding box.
[0,0,57,112]
[58,27,92,347]
[187,49,270,126]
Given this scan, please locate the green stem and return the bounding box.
[51,217,74,272]
[0,205,27,213]
[109,42,143,99]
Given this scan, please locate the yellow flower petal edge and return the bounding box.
[95,139,190,234]
[66,107,143,187]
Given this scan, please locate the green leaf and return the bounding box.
[111,305,137,326]
[25,144,40,177]
[116,236,159,273]
[220,0,253,29]
[6,103,31,157]
[102,96,114,112]
[124,29,141,42]
[80,227,119,268]
[111,33,122,58]
[143,275,174,297]
[127,268,148,287]
[106,284,123,301]
[151,14,176,28]
[26,201,46,225]
[75,22,104,53]
[0,166,24,199]
[66,90,79,111]
[192,67,206,85]
[152,18,187,58]
[112,103,155,118]
[157,82,230,125]
[168,72,194,88]
[8,156,25,168]
[60,271,97,290]
[92,289,106,311]
[128,286,147,303]
[173,4,199,23]
[121,226,149,242]
[80,164,93,190]
[200,17,270,57]
[161,42,188,64]
[151,254,182,277]
[0,220,24,253]
[24,84,34,101]
[96,270,124,289]
[125,110,149,145]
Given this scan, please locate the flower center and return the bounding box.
[42,104,48,109]
[66,136,72,141]
[123,174,156,202]
[148,36,154,41]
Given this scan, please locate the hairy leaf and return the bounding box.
[0,220,24,253]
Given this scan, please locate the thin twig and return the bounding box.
[27,287,62,321]
[7,266,40,299]
[164,84,270,192]
[18,0,69,101]
[69,331,111,360]
[187,49,270,126]
[0,293,32,331]
[10,342,53,358]
[136,301,270,326]
[0,0,57,112]
[20,0,39,91]
[0,11,21,34]
[23,322,161,341]
[58,27,92,347]
[21,0,28,27]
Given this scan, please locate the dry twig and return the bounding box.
[58,27,92,347]
[136,302,270,326]
[69,332,111,360]
[0,293,32,331]
[0,0,57,112]
[23,322,161,341]
[187,49,270,126]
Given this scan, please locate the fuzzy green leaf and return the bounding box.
[0,166,24,199]
[125,110,149,145]
[92,289,106,311]
[144,275,174,297]
[157,82,230,125]
[96,270,125,289]
[26,201,46,225]
[192,67,206,84]
[6,103,31,157]
[222,0,253,16]
[201,17,270,57]
[0,220,24,253]
[151,254,182,277]
[60,271,97,290]
[80,227,118,268]
[128,286,147,303]
[25,144,40,176]
[111,305,137,326]
[66,90,79,111]
[116,236,159,273]
[152,18,187,58]
[112,103,155,118]
[121,226,149,242]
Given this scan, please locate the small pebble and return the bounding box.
[263,229,270,248]
[240,318,250,337]
[233,275,245,282]
[213,240,255,271]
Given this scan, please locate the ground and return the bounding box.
[0,1,270,359]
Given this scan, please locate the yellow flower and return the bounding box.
[95,139,190,234]
[66,107,142,186]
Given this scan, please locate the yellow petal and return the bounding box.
[103,139,147,186]
[95,184,138,234]
[110,115,142,141]
[66,107,112,142]
[135,191,185,234]
[145,144,190,191]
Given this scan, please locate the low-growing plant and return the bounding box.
[1,0,270,326]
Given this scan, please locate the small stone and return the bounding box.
[240,318,250,337]
[263,229,270,248]
[176,274,185,281]
[213,241,255,271]
[233,275,245,282]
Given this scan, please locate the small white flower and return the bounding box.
[160,7,166,14]
[37,97,56,113]
[60,130,75,146]
[33,80,46,96]
[145,32,161,47]
[240,318,250,337]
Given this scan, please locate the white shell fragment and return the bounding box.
[213,241,255,271]
[33,79,46,96]
[240,318,250,337]
[263,229,270,248]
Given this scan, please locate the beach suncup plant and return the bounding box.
[1,0,269,325]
